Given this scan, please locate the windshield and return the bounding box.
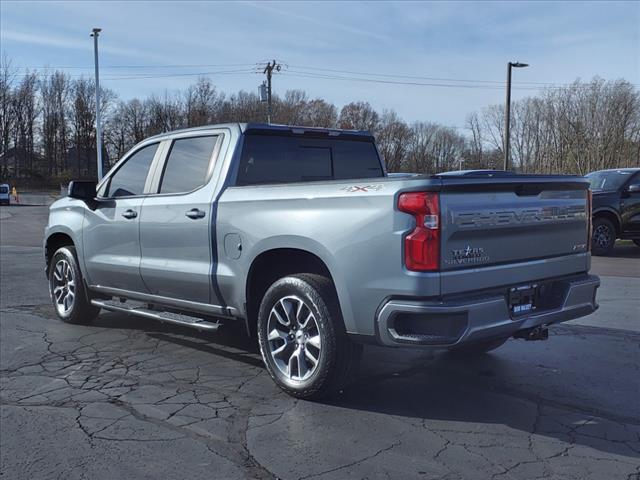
[585,170,634,191]
[0,186,9,194]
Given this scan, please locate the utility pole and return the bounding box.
[91,28,103,180]
[503,61,529,171]
[262,60,281,123]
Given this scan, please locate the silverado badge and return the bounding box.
[445,245,490,265]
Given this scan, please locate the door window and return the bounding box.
[106,143,159,197]
[159,135,218,194]
[627,176,640,190]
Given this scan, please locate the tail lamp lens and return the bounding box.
[398,192,440,271]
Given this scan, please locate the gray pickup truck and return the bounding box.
[44,123,600,398]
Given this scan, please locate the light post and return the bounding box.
[503,61,528,171]
[91,28,103,180]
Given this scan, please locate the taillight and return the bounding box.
[398,192,440,271]
[587,189,592,251]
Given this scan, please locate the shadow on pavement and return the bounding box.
[330,350,640,460]
[603,242,640,258]
[73,308,639,462]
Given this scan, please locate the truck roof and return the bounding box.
[587,168,639,174]
[146,123,373,142]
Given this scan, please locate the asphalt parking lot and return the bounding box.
[1,202,639,480]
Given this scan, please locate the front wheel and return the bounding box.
[633,239,640,248]
[48,246,100,324]
[257,274,360,399]
[591,218,616,255]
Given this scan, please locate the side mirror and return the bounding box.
[68,181,97,201]
[626,184,640,194]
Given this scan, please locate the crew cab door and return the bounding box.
[83,142,160,292]
[139,132,225,305]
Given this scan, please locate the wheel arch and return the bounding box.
[44,231,76,277]
[593,208,621,236]
[245,248,339,337]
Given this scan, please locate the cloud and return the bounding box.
[239,0,391,43]
[1,29,168,63]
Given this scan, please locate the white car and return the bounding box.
[0,184,10,205]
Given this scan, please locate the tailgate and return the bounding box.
[439,176,590,291]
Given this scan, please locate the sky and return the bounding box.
[1,0,639,129]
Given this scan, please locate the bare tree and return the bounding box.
[11,72,39,177]
[376,110,413,172]
[338,101,380,132]
[1,55,638,185]
[465,112,483,168]
[476,78,639,174]
[41,71,70,176]
[0,55,16,177]
[301,98,337,127]
[184,77,224,127]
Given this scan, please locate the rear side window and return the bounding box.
[107,143,158,197]
[159,135,218,194]
[236,134,383,186]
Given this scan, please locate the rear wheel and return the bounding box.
[48,246,100,324]
[591,217,616,255]
[447,337,508,357]
[257,274,360,399]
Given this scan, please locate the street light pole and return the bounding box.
[503,61,529,171]
[91,28,103,180]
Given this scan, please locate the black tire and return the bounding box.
[633,240,640,248]
[591,217,616,255]
[48,246,100,324]
[447,337,508,357]
[257,274,361,399]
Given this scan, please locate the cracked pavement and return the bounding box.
[1,205,639,479]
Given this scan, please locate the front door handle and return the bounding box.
[185,208,206,219]
[122,209,137,219]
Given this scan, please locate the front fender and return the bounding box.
[44,198,87,279]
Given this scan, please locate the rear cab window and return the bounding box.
[236,133,383,186]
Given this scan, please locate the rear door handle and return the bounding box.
[185,208,206,219]
[122,209,137,219]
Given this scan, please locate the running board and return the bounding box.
[91,299,221,332]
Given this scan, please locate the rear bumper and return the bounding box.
[375,273,600,348]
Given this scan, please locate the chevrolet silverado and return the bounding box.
[44,123,600,398]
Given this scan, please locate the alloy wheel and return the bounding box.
[594,224,612,249]
[52,259,75,316]
[266,295,321,382]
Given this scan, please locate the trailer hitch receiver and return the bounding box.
[514,326,549,341]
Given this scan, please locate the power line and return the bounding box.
[283,69,640,90]
[7,68,258,80]
[288,64,557,86]
[284,71,554,91]
[9,63,259,70]
[5,61,639,89]
[273,64,640,89]
[104,68,257,80]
